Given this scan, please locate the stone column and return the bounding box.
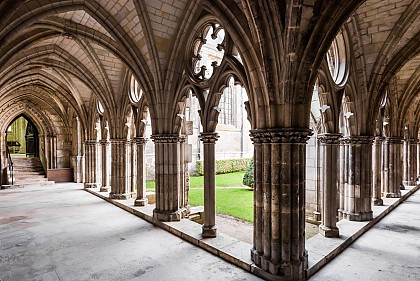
[74,156,84,183]
[48,135,57,169]
[199,132,219,238]
[340,136,374,221]
[382,137,402,198]
[131,140,137,194]
[134,137,148,206]
[318,134,341,237]
[109,139,134,199]
[403,139,418,186]
[417,140,420,179]
[372,137,384,206]
[99,140,110,192]
[250,129,310,281]
[338,138,347,220]
[84,139,97,188]
[125,140,133,194]
[151,135,187,221]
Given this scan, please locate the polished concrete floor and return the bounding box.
[0,183,261,281]
[310,189,420,281]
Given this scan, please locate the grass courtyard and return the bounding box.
[146,171,254,222]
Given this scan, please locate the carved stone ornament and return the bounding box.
[199,132,219,143]
[384,137,402,144]
[341,136,374,145]
[250,129,313,144]
[318,133,342,144]
[84,139,97,145]
[134,137,148,145]
[151,135,186,143]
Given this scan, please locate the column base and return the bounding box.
[382,192,401,198]
[342,211,373,221]
[134,198,148,206]
[109,192,135,200]
[153,208,182,222]
[99,186,110,192]
[84,183,98,188]
[202,225,217,238]
[312,211,321,222]
[338,209,344,220]
[250,249,306,281]
[372,198,383,206]
[319,224,339,238]
[403,181,416,187]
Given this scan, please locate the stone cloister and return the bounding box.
[0,0,419,280]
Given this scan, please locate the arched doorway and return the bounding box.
[6,114,39,157]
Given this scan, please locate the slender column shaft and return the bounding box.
[318,134,341,237]
[418,141,420,178]
[84,140,97,188]
[372,137,384,205]
[199,132,219,238]
[341,136,374,221]
[250,129,310,281]
[109,139,134,199]
[382,137,402,198]
[403,139,418,186]
[338,140,347,220]
[134,137,148,206]
[99,140,110,192]
[131,140,137,193]
[151,135,187,221]
[124,140,133,193]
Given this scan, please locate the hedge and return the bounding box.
[195,158,252,175]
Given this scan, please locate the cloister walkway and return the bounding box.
[310,188,420,280]
[0,183,261,281]
[1,183,419,280]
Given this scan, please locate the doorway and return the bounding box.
[6,115,39,157]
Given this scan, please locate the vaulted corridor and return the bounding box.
[0,1,419,280]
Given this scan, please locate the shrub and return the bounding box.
[242,158,254,188]
[195,158,252,175]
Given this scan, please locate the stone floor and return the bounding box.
[2,183,419,281]
[309,189,420,280]
[0,183,262,281]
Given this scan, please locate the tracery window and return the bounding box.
[326,31,348,86]
[129,75,143,103]
[218,82,234,126]
[97,100,104,115]
[192,23,225,79]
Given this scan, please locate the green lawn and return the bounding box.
[189,171,246,187]
[145,171,254,222]
[146,171,245,190]
[189,187,253,222]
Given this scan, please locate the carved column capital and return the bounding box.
[134,137,148,145]
[99,140,108,145]
[249,130,271,143]
[199,132,219,143]
[341,135,374,145]
[250,128,313,144]
[85,139,97,146]
[407,138,419,145]
[110,139,128,145]
[374,136,385,143]
[318,133,342,144]
[151,134,186,143]
[384,137,402,144]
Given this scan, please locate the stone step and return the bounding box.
[1,181,55,189]
[13,167,44,172]
[14,176,48,182]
